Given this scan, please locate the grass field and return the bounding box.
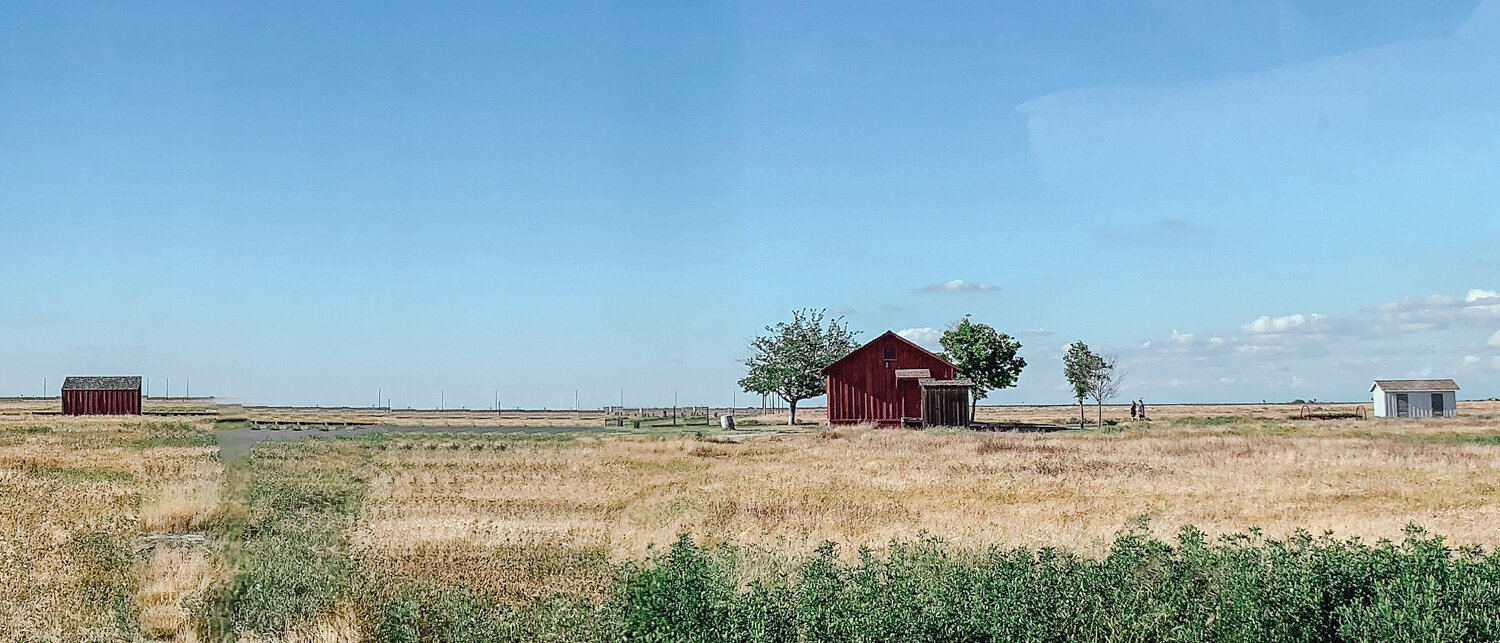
[4,400,1500,640]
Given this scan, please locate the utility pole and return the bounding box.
[673,390,678,425]
[166,377,170,398]
[440,390,444,411]
[186,378,190,398]
[378,388,382,409]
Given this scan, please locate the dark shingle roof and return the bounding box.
[62,376,142,391]
[1370,379,1459,392]
[919,378,974,388]
[895,369,931,379]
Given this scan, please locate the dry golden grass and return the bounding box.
[246,406,611,427]
[136,547,220,641]
[142,478,224,533]
[352,410,1500,602]
[739,400,1500,426]
[0,415,224,639]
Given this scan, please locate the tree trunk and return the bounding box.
[788,399,797,425]
[1097,401,1103,428]
[1078,400,1085,429]
[971,397,978,425]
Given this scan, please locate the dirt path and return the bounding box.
[215,425,604,460]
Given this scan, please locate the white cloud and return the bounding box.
[917,279,998,294]
[1489,330,1500,347]
[1364,291,1500,330]
[1367,295,1457,314]
[1465,355,1482,365]
[896,327,942,349]
[1467,289,1499,304]
[1241,313,1326,334]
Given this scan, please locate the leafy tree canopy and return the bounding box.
[938,315,1026,402]
[739,309,860,424]
[1063,341,1101,404]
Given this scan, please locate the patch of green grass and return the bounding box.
[199,441,369,638]
[122,421,214,448]
[214,419,250,431]
[1405,433,1500,447]
[27,465,135,484]
[1172,416,1243,426]
[11,424,52,434]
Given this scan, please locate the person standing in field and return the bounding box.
[1130,400,1138,420]
[1138,399,1147,421]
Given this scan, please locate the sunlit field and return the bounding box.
[0,415,221,641]
[4,400,1500,640]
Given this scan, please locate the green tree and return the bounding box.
[1062,341,1100,429]
[739,309,860,425]
[938,315,1026,420]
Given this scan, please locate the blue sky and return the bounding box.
[3,0,1498,407]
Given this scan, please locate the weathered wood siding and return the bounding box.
[62,389,142,415]
[825,332,955,425]
[921,386,971,427]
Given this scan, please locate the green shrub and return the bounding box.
[606,526,1500,643]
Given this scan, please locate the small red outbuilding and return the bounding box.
[822,331,972,427]
[62,376,143,416]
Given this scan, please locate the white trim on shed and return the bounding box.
[1370,379,1459,418]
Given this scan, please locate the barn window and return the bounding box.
[883,345,897,360]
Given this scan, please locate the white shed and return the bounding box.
[1370,379,1459,418]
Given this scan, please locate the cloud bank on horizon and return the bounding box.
[1118,287,1500,399]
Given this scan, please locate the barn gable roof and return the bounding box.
[821,331,957,375]
[62,376,142,391]
[1369,379,1460,392]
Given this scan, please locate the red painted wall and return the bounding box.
[824,332,955,425]
[62,389,142,415]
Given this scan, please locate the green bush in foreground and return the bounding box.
[610,525,1500,643]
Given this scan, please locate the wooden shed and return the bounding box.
[1371,379,1458,418]
[62,376,143,416]
[822,331,973,427]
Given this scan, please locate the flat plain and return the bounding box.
[4,399,1500,640]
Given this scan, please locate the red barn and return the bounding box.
[823,331,973,427]
[62,376,143,416]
